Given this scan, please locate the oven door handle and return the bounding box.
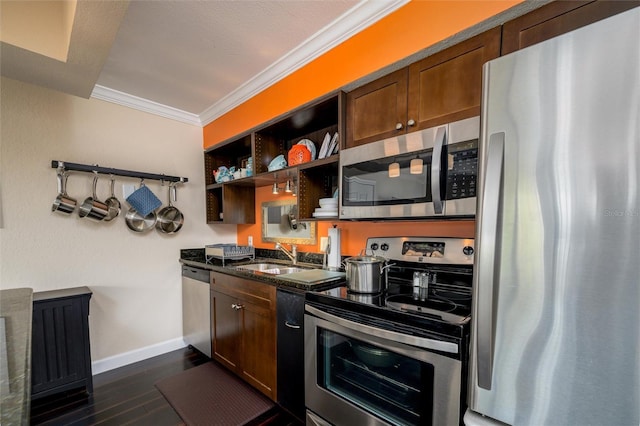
[305,304,459,354]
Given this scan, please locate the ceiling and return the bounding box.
[1,0,407,126]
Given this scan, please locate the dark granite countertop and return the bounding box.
[180,248,345,293]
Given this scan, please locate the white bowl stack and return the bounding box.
[313,198,338,218]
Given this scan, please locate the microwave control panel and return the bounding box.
[446,139,478,200]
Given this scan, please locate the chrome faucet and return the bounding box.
[275,242,297,265]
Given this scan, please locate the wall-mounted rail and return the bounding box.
[51,160,188,183]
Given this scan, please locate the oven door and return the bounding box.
[304,304,462,426]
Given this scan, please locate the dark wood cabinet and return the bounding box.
[204,92,344,223]
[210,289,241,370]
[31,287,93,400]
[276,288,305,422]
[204,134,255,224]
[345,68,408,148]
[502,0,640,55]
[407,26,501,131]
[346,27,500,148]
[210,272,277,400]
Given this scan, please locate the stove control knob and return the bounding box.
[463,246,474,256]
[380,243,389,251]
[370,243,379,251]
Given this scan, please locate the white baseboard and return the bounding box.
[92,337,188,375]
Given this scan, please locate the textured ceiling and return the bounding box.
[2,0,410,126]
[96,0,361,115]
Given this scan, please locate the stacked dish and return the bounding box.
[312,197,338,218]
[267,154,287,171]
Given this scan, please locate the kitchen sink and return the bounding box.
[234,263,309,275]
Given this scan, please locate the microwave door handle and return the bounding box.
[475,132,505,390]
[431,126,446,214]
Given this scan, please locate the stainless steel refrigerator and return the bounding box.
[466,7,639,426]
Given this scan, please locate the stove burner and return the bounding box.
[385,294,469,324]
[309,237,474,334]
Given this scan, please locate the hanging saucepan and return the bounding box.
[344,255,393,294]
[52,170,77,214]
[125,207,157,233]
[103,175,121,222]
[156,183,184,234]
[78,173,109,221]
[125,180,158,232]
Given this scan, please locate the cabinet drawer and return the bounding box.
[210,272,275,309]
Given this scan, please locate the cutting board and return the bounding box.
[277,269,345,284]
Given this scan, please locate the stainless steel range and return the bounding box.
[305,237,474,426]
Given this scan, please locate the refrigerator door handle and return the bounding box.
[431,126,446,214]
[476,132,505,390]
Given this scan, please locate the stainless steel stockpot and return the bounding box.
[344,255,391,294]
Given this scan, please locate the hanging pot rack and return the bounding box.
[51,160,188,183]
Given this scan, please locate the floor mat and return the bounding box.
[155,361,275,426]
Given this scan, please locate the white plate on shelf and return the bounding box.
[319,198,338,208]
[315,207,338,214]
[297,138,317,160]
[312,211,338,218]
[318,132,331,159]
[326,132,339,157]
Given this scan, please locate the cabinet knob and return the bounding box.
[231,303,243,310]
[395,122,403,130]
[407,119,416,127]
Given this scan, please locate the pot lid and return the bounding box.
[345,255,387,263]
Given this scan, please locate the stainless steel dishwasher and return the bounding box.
[182,265,211,357]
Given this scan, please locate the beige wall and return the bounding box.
[0,77,236,372]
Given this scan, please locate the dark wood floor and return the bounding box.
[30,347,301,426]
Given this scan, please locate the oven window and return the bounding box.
[317,328,434,426]
[342,149,432,206]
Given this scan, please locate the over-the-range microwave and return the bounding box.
[339,116,479,220]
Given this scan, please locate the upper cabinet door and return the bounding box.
[346,68,408,148]
[502,0,640,55]
[407,27,501,131]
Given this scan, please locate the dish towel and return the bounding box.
[126,184,161,216]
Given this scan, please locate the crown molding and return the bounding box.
[198,0,409,126]
[91,0,408,127]
[91,85,202,126]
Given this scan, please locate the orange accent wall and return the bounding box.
[203,0,521,148]
[210,0,521,254]
[238,187,475,257]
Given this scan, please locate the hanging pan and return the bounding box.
[78,173,109,221]
[52,170,77,214]
[125,180,157,232]
[156,183,184,234]
[125,208,157,233]
[103,175,121,222]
